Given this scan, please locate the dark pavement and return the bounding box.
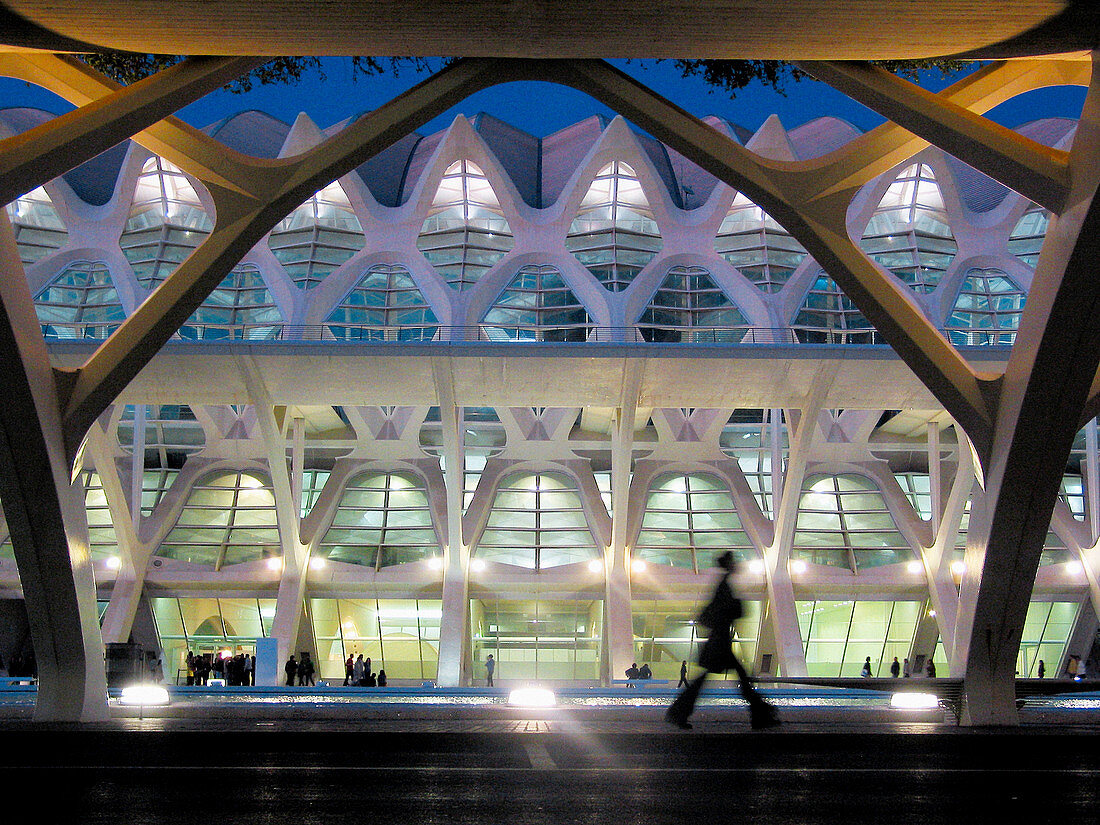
[3,717,1099,824]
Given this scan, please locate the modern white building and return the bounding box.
[1,102,1094,689]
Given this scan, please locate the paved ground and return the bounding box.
[4,710,1099,824]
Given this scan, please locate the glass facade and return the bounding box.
[178,264,283,339]
[566,161,662,292]
[475,471,599,569]
[324,264,438,340]
[946,267,1026,346]
[118,404,205,467]
[156,471,280,568]
[471,598,602,681]
[638,266,749,342]
[792,272,875,344]
[1017,601,1081,677]
[481,265,591,341]
[634,473,757,572]
[714,195,807,293]
[797,599,923,677]
[121,157,212,289]
[632,599,761,680]
[268,180,365,289]
[5,185,68,264]
[417,160,513,291]
[1008,205,1049,269]
[34,261,123,339]
[317,471,439,568]
[82,471,119,562]
[311,598,441,681]
[860,163,956,293]
[151,596,275,682]
[794,474,915,571]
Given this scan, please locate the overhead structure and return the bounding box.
[0,5,1098,725]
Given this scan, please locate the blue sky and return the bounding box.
[0,57,1088,139]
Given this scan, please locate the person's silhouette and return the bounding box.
[666,551,779,730]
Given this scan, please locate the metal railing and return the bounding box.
[40,323,1016,347]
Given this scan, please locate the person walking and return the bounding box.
[860,657,872,677]
[678,660,689,688]
[666,551,779,730]
[1038,659,1046,679]
[344,655,354,686]
[284,655,297,686]
[485,653,495,687]
[890,656,901,678]
[926,657,937,678]
[903,657,911,677]
[353,654,365,685]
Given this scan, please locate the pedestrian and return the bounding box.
[353,654,365,685]
[186,651,195,686]
[926,657,937,678]
[860,657,872,677]
[284,655,297,686]
[639,663,652,680]
[344,655,354,686]
[364,657,372,686]
[1037,659,1046,679]
[242,652,252,686]
[678,660,688,688]
[1066,655,1078,680]
[903,657,910,677]
[1078,658,1087,681]
[485,653,495,687]
[377,669,387,687]
[890,656,900,678]
[666,551,779,730]
[301,652,315,687]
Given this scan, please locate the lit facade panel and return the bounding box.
[156,471,280,569]
[634,473,758,572]
[946,267,1025,346]
[317,471,438,569]
[714,195,807,293]
[4,186,67,264]
[118,404,205,468]
[120,157,212,289]
[268,180,365,289]
[151,597,276,682]
[797,599,924,678]
[34,260,124,339]
[1008,205,1049,269]
[179,264,284,339]
[637,266,749,343]
[417,160,513,291]
[480,265,591,342]
[324,264,439,341]
[1017,601,1080,678]
[82,471,120,563]
[471,598,602,681]
[566,161,662,292]
[474,471,599,569]
[792,272,876,344]
[793,474,916,571]
[859,163,957,294]
[310,598,441,681]
[632,598,760,681]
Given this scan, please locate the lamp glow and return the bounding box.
[309,557,326,571]
[105,556,122,570]
[588,559,603,573]
[120,685,170,706]
[1067,560,1084,575]
[950,560,966,576]
[428,556,443,570]
[470,559,486,572]
[890,692,939,710]
[748,559,765,575]
[789,559,808,574]
[508,687,556,707]
[906,560,922,574]
[631,559,647,573]
[266,556,283,571]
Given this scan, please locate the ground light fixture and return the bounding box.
[266,556,283,571]
[906,560,923,574]
[470,558,486,572]
[428,556,443,570]
[631,559,647,573]
[1067,560,1084,575]
[309,556,326,571]
[588,559,603,573]
[789,559,808,574]
[950,560,967,576]
[105,556,122,570]
[120,685,171,706]
[748,559,765,574]
[890,692,939,710]
[508,686,556,707]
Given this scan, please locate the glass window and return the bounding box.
[120,157,212,289]
[81,471,119,562]
[178,264,283,339]
[715,194,807,293]
[1008,205,1048,269]
[417,160,513,291]
[472,598,602,681]
[860,163,956,293]
[474,471,598,569]
[565,161,662,292]
[324,264,438,340]
[317,471,438,569]
[792,271,875,344]
[481,265,591,341]
[946,268,1025,346]
[638,266,749,342]
[797,599,923,677]
[4,186,68,264]
[309,598,442,681]
[34,261,123,340]
[118,405,204,469]
[268,180,365,289]
[632,598,761,680]
[1017,601,1081,677]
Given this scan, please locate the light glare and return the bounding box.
[789,559,808,574]
[890,692,939,710]
[748,559,765,575]
[588,559,603,573]
[266,556,283,571]
[906,560,922,574]
[508,687,556,707]
[950,560,966,575]
[120,685,170,706]
[631,559,647,573]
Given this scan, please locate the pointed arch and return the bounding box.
[480,264,592,341]
[34,260,123,339]
[323,263,439,341]
[715,192,807,293]
[267,180,365,289]
[416,159,514,291]
[945,266,1026,346]
[4,185,68,264]
[637,265,749,343]
[859,162,957,294]
[1007,204,1049,269]
[565,160,662,292]
[791,271,875,344]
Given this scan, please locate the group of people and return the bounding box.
[0,651,36,679]
[624,663,653,680]
[861,656,937,678]
[343,654,388,687]
[186,650,254,686]
[284,652,317,686]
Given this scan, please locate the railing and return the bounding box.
[40,323,1017,347]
